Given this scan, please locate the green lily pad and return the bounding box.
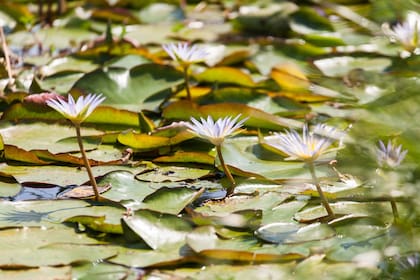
[0,266,72,280]
[163,101,301,130]
[122,209,193,250]
[153,151,215,165]
[141,187,204,215]
[313,56,392,78]
[72,262,140,280]
[0,243,117,268]
[262,201,308,225]
[135,166,211,182]
[0,199,125,231]
[0,123,101,154]
[326,220,389,262]
[109,244,189,268]
[1,103,141,129]
[294,254,380,279]
[40,56,99,77]
[73,64,184,109]
[117,130,194,150]
[256,222,336,244]
[294,202,394,223]
[188,208,262,230]
[186,226,304,262]
[0,172,21,198]
[195,66,255,87]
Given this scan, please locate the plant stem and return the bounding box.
[390,199,399,221]
[75,123,100,200]
[183,65,192,101]
[216,145,236,196]
[308,161,335,218]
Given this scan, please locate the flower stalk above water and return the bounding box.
[185,115,248,195]
[376,140,408,221]
[270,123,341,219]
[162,42,208,101]
[46,93,106,200]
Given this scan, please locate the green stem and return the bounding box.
[216,145,236,196]
[308,161,335,218]
[390,199,399,221]
[75,123,100,201]
[183,65,191,101]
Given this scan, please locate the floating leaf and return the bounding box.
[122,209,193,250]
[1,103,140,129]
[195,67,255,87]
[188,208,262,230]
[163,101,301,130]
[271,63,310,92]
[294,202,394,223]
[256,222,336,244]
[135,166,210,182]
[153,151,215,165]
[117,130,194,150]
[186,226,304,262]
[313,57,392,78]
[73,64,184,109]
[0,266,72,280]
[141,187,204,215]
[0,243,117,268]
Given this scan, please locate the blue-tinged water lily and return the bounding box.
[377,140,407,168]
[162,42,208,66]
[186,115,248,146]
[46,93,105,125]
[271,124,338,162]
[382,11,420,53]
[185,115,248,196]
[376,140,408,221]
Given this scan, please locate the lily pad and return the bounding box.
[122,209,193,250]
[256,222,336,244]
[73,64,184,109]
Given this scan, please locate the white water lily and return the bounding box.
[162,42,208,66]
[46,93,105,124]
[271,124,338,162]
[185,114,248,195]
[46,93,106,200]
[269,123,339,218]
[382,11,420,52]
[185,115,248,146]
[376,140,407,168]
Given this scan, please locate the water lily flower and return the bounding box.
[382,11,420,53]
[269,123,342,219]
[46,93,105,125]
[375,140,408,222]
[162,42,209,100]
[46,93,106,201]
[185,115,248,196]
[185,115,248,146]
[271,124,338,162]
[162,42,208,67]
[376,140,407,168]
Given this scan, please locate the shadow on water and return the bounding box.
[6,182,80,201]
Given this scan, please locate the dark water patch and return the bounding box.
[10,182,79,201]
